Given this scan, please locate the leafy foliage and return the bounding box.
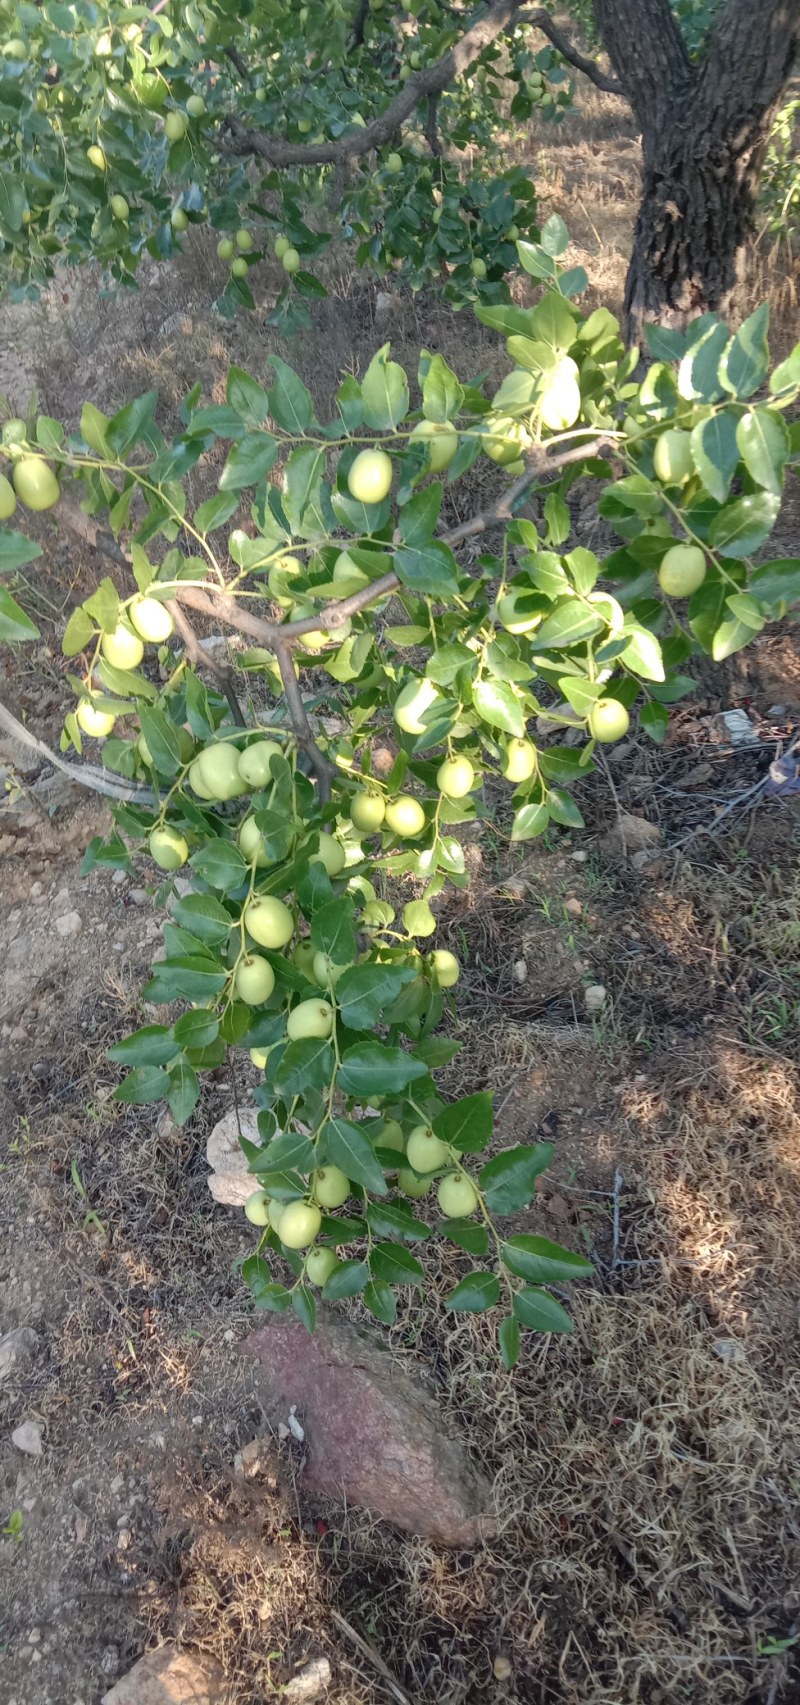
[1,226,798,1359]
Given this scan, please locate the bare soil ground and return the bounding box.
[1,88,800,1705]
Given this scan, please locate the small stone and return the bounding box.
[128,889,148,906]
[565,897,582,918]
[284,1657,332,1701]
[28,1629,41,1644]
[30,881,43,897]
[583,984,607,1014]
[101,1644,225,1705]
[100,1647,119,1678]
[55,910,82,938]
[117,1528,132,1550]
[570,849,588,864]
[74,1512,89,1542]
[110,1473,125,1495]
[11,1420,43,1456]
[0,1326,38,1382]
[30,1650,43,1664]
[493,1656,513,1680]
[112,869,128,886]
[513,959,528,984]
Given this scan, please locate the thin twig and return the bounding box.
[518,9,622,93]
[0,699,156,805]
[328,1607,413,1705]
[665,732,800,855]
[610,1167,623,1272]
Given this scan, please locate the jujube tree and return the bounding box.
[1,218,798,1359]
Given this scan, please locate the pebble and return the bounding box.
[493,1655,513,1680]
[112,868,127,886]
[583,983,607,1014]
[513,959,528,983]
[0,1327,38,1383]
[284,1657,332,1700]
[11,1420,43,1456]
[55,910,82,938]
[565,897,583,918]
[570,849,588,863]
[110,1474,124,1495]
[100,1645,119,1676]
[128,888,148,905]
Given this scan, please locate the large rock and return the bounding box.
[206,1107,261,1206]
[102,1644,227,1705]
[246,1309,497,1546]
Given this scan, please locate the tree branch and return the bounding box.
[165,599,247,727]
[698,0,800,135]
[424,92,443,156]
[0,699,156,805]
[274,642,336,804]
[518,10,622,95]
[222,0,528,165]
[349,0,371,50]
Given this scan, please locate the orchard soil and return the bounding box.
[2,87,800,1705]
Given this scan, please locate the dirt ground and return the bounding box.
[1,78,800,1705]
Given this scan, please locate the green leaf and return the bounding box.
[543,490,571,546]
[690,413,739,503]
[0,589,39,643]
[478,1143,553,1213]
[62,606,96,656]
[173,1009,219,1050]
[445,1272,501,1313]
[0,170,26,233]
[546,788,585,829]
[267,356,314,433]
[540,213,569,257]
[310,896,357,965]
[531,288,577,352]
[440,1218,490,1256]
[274,1037,334,1097]
[190,839,248,891]
[711,610,764,661]
[421,352,463,422]
[678,320,728,402]
[394,540,459,597]
[618,625,665,682]
[367,1201,430,1243]
[719,303,769,398]
[336,375,364,432]
[83,577,120,634]
[337,1042,428,1098]
[472,679,525,737]
[0,530,42,573]
[194,491,239,535]
[369,1243,424,1286]
[144,954,228,1004]
[363,1280,397,1325]
[293,1286,316,1332]
[361,343,409,430]
[323,1259,370,1300]
[749,558,800,612]
[107,1025,179,1067]
[321,1117,388,1195]
[640,701,669,744]
[256,1128,317,1174]
[106,393,157,457]
[513,1287,574,1333]
[769,341,800,395]
[708,492,780,558]
[226,366,271,428]
[735,408,789,495]
[530,601,605,652]
[502,1235,593,1284]
[219,432,279,491]
[511,803,550,842]
[240,1256,290,1311]
[171,893,233,946]
[167,1059,200,1125]
[498,1314,521,1369]
[433,1092,493,1155]
[398,483,442,547]
[138,706,182,775]
[112,1066,170,1106]
[335,963,415,1029]
[80,401,111,455]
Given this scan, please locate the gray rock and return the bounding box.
[11,1420,43,1456]
[206,1107,262,1206]
[583,983,607,1014]
[101,1645,226,1705]
[55,910,82,938]
[246,1309,497,1546]
[0,1326,38,1382]
[284,1657,332,1700]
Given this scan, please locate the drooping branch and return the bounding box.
[222,0,528,166]
[518,10,622,95]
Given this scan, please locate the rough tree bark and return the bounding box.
[594,0,800,337]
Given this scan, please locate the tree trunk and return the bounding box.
[594,0,800,338]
